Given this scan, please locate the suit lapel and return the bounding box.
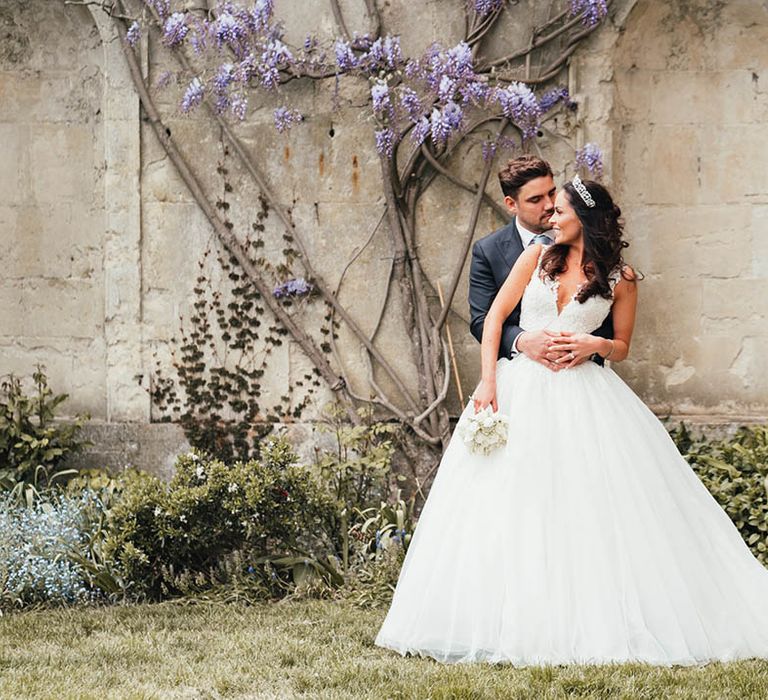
[494,219,524,271]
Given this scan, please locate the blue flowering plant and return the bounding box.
[0,491,104,610]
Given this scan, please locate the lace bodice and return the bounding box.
[519,255,621,334]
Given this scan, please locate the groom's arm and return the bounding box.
[469,241,521,359]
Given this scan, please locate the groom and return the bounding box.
[468,155,613,369]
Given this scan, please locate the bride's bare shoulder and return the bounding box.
[620,264,638,282]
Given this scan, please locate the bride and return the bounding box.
[375,176,768,666]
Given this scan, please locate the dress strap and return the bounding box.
[608,266,624,292]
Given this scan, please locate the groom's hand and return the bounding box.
[517,330,567,371]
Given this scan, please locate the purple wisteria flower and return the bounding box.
[481,140,498,162]
[214,10,248,48]
[334,39,358,71]
[470,0,504,17]
[371,81,392,116]
[273,106,302,133]
[442,42,474,80]
[399,87,422,119]
[145,0,170,20]
[570,0,608,27]
[363,36,402,71]
[230,93,248,120]
[187,17,210,54]
[575,143,604,177]
[438,75,457,103]
[258,39,293,89]
[430,107,452,146]
[126,21,141,47]
[443,101,463,130]
[539,86,573,112]
[163,12,189,47]
[410,116,431,145]
[493,82,541,139]
[375,127,396,158]
[214,63,236,93]
[251,0,274,30]
[481,134,518,162]
[181,77,205,113]
[156,70,174,89]
[458,78,489,105]
[273,277,313,298]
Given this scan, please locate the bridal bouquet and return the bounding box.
[458,406,510,456]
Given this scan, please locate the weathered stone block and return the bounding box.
[647,126,700,205]
[751,206,768,278]
[142,201,211,291]
[613,124,651,205]
[0,123,26,205]
[29,123,98,204]
[650,70,756,126]
[699,125,768,204]
[44,280,102,338]
[702,279,768,334]
[714,3,768,70]
[1,203,103,279]
[0,336,106,418]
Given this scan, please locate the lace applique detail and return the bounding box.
[608,266,623,291]
[520,260,615,335]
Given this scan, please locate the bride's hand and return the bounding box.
[548,332,601,368]
[472,380,498,413]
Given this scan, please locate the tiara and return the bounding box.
[572,174,595,208]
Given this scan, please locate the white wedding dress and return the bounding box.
[375,257,768,666]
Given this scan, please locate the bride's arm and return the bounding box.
[473,245,541,412]
[599,268,638,362]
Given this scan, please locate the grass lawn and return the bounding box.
[2,600,768,699]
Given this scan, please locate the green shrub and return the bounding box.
[0,367,88,501]
[102,438,335,600]
[673,424,768,563]
[313,405,398,574]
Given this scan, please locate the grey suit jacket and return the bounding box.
[468,218,614,362]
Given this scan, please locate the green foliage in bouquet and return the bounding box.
[0,367,89,502]
[673,424,768,563]
[102,438,335,600]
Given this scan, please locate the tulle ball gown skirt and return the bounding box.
[375,356,768,666]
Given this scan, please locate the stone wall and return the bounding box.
[610,0,768,419]
[2,0,767,472]
[1,2,107,415]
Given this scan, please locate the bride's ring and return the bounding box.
[569,351,576,361]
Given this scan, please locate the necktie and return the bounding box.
[530,233,554,246]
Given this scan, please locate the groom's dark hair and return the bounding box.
[498,156,553,199]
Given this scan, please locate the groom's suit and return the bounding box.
[468,218,614,363]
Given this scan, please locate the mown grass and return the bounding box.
[2,599,768,699]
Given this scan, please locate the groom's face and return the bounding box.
[504,176,556,233]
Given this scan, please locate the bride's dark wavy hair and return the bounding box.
[540,179,631,302]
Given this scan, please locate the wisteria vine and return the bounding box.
[127,0,607,163]
[85,0,609,494]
